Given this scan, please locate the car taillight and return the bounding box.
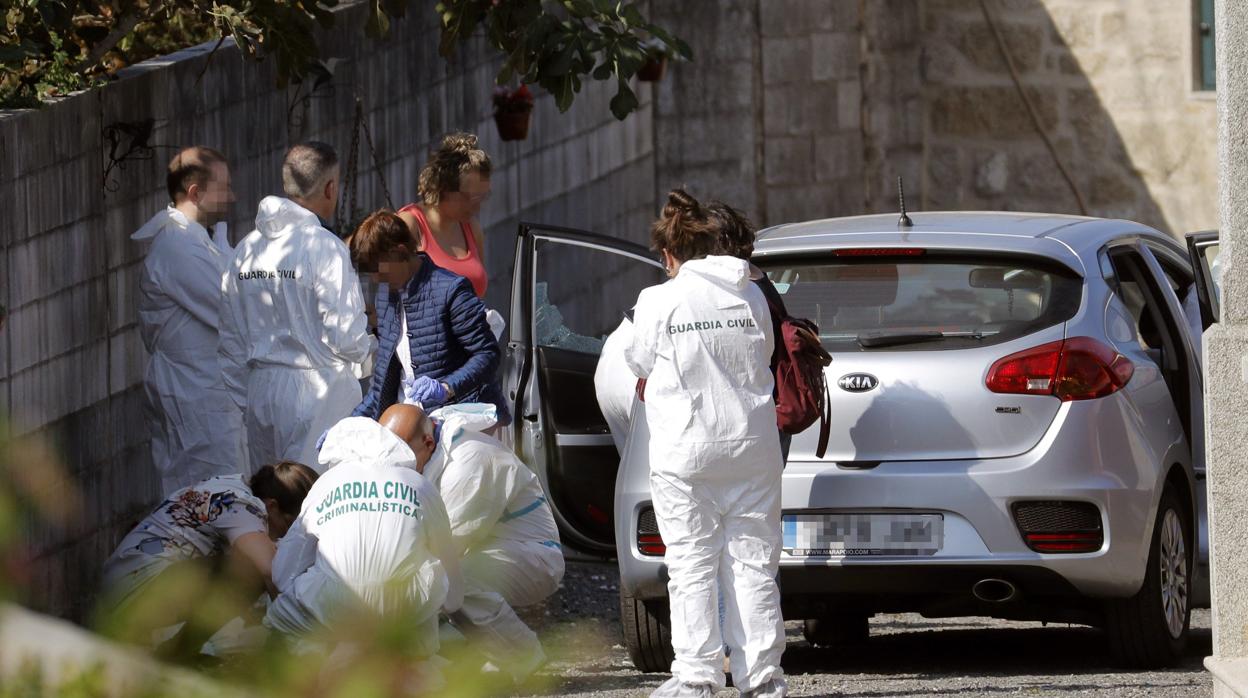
[637,507,665,556]
[986,337,1133,401]
[1022,532,1103,553]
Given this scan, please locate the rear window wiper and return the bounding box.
[856,331,986,348]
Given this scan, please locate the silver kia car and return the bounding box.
[502,213,1222,672]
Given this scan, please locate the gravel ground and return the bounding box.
[519,558,1213,698]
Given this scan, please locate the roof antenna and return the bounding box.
[897,176,914,228]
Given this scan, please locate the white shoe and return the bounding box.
[741,678,788,698]
[650,675,715,698]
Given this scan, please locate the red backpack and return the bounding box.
[768,298,833,458]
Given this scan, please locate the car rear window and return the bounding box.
[760,252,1082,351]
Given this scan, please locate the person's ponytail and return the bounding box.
[650,188,720,263]
[250,461,318,518]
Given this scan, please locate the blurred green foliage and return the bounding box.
[437,0,691,119]
[0,421,572,697]
[1,0,689,118]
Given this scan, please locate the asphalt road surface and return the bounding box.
[521,559,1213,697]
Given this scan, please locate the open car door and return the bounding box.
[504,223,666,554]
[1184,229,1219,604]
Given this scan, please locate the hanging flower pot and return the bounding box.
[638,55,668,82]
[493,84,535,141]
[494,110,532,141]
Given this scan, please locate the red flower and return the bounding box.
[493,84,535,114]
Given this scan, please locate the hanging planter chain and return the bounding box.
[338,96,395,234]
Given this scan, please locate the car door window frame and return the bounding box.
[1185,231,1221,328]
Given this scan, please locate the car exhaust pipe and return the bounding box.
[972,578,1017,603]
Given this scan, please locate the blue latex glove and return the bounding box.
[315,429,329,452]
[409,375,449,408]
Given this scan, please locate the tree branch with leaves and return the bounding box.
[1,0,689,119]
[435,0,690,119]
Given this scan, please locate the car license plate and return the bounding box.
[783,513,944,556]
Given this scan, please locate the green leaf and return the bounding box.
[673,36,692,60]
[546,40,576,76]
[608,78,637,120]
[554,74,574,112]
[364,0,391,38]
[614,42,645,75]
[564,0,595,17]
[619,3,644,27]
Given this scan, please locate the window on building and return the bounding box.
[1196,0,1216,91]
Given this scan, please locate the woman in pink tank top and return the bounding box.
[397,132,492,298]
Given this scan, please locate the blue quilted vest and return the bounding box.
[352,256,510,424]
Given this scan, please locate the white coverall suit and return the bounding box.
[265,416,461,659]
[219,197,373,474]
[132,206,246,495]
[625,256,786,695]
[594,315,637,455]
[425,405,564,679]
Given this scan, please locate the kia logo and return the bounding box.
[838,373,879,393]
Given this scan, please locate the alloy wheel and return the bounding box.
[1159,508,1189,639]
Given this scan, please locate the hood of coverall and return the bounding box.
[132,204,233,255]
[422,403,499,484]
[318,417,418,472]
[677,255,751,291]
[131,205,200,242]
[255,195,321,239]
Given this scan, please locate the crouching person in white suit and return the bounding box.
[427,403,565,683]
[264,405,461,673]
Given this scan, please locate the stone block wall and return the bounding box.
[652,0,765,220]
[657,0,1216,235]
[654,0,878,228]
[758,0,867,225]
[919,0,1215,233]
[0,1,654,620]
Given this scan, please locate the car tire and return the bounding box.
[1104,487,1192,668]
[803,612,871,648]
[620,590,674,672]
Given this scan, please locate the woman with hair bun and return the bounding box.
[397,132,492,300]
[624,190,787,698]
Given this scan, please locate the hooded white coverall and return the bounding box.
[265,416,461,659]
[132,207,245,495]
[593,315,637,455]
[425,405,564,679]
[624,256,786,695]
[219,197,373,474]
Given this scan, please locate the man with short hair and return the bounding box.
[265,405,461,661]
[132,146,246,495]
[219,142,372,474]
